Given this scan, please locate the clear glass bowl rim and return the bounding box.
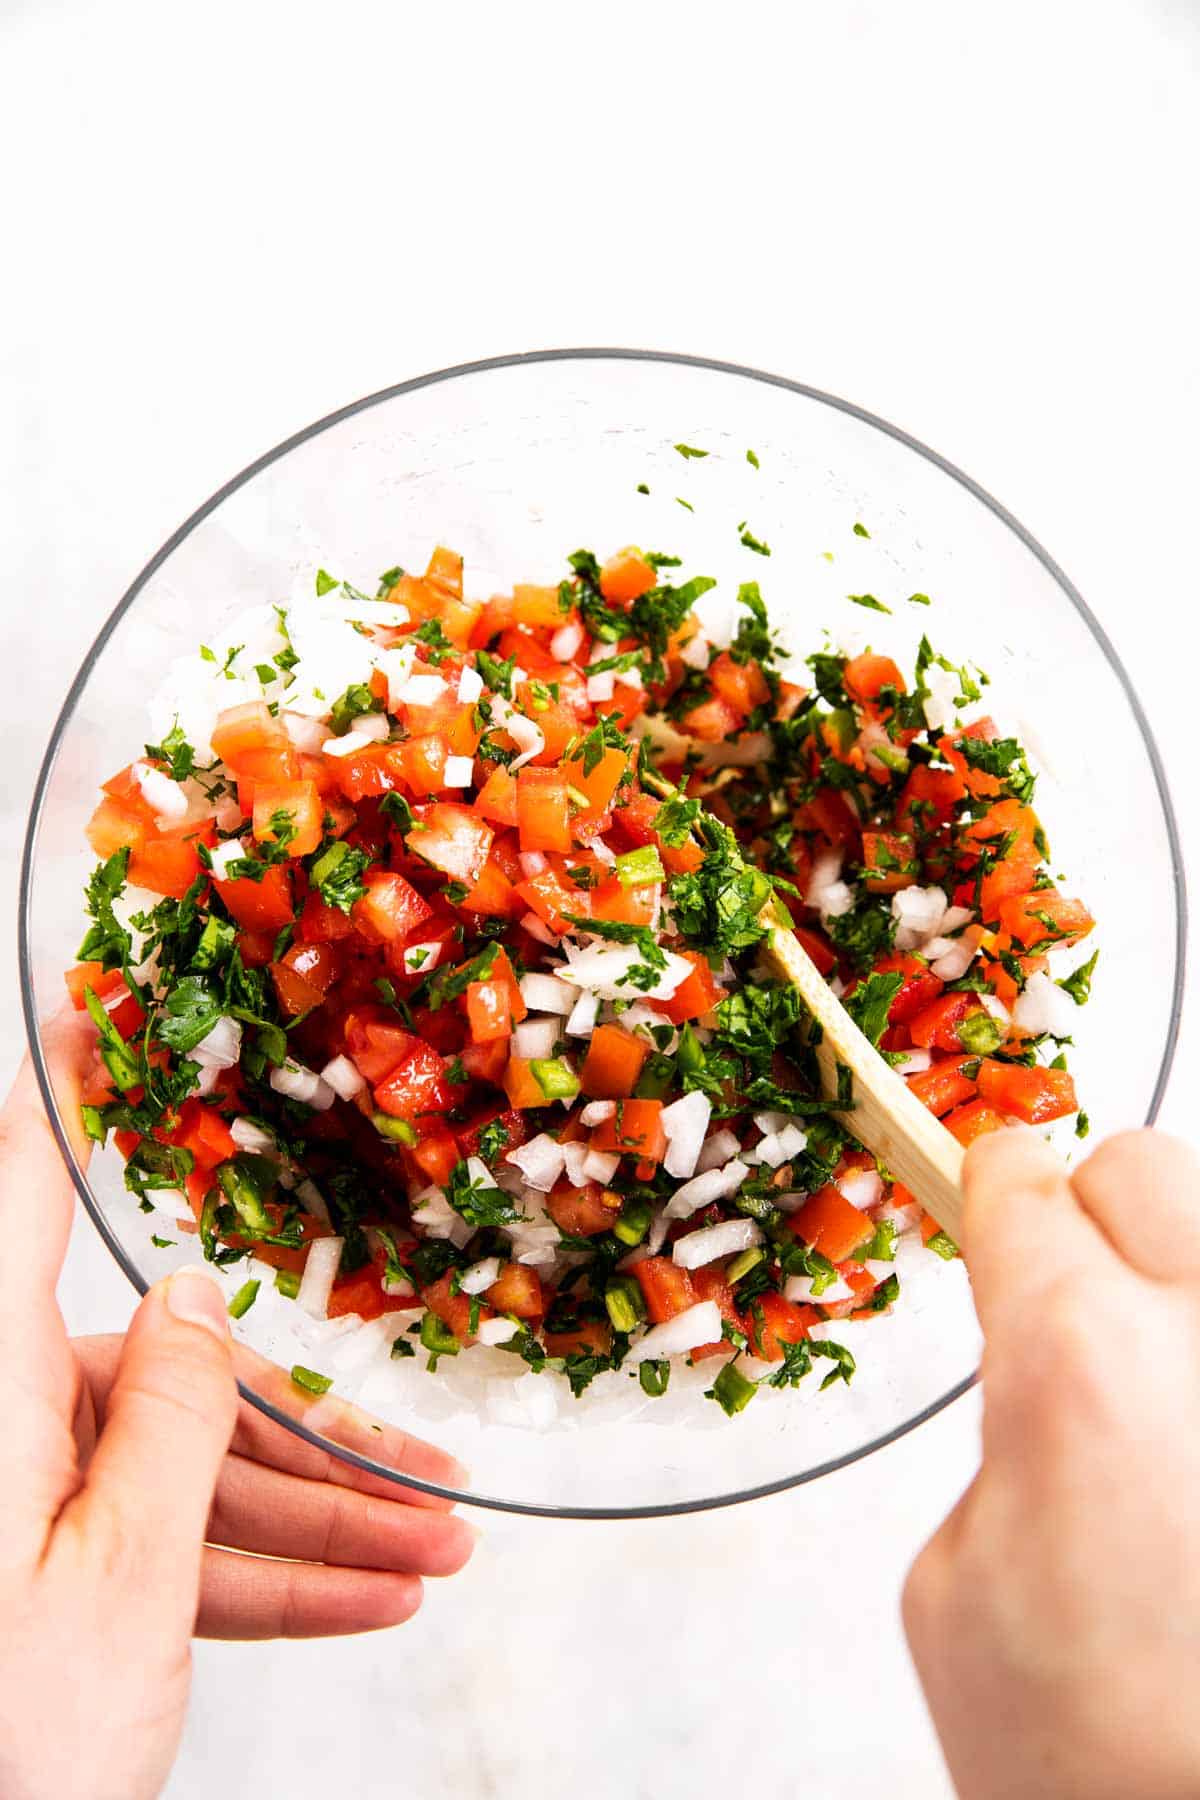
[19,346,1189,1518]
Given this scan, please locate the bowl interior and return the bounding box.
[21,351,1184,1515]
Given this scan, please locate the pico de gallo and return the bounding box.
[67,542,1096,1414]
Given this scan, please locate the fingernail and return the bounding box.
[167,1265,231,1342]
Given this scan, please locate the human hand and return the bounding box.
[902,1126,1200,1799]
[0,1012,476,1800]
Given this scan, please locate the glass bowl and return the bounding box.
[20,350,1186,1517]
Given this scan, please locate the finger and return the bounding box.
[195,1545,423,1640]
[961,1125,1117,1332]
[227,1341,469,1509]
[72,1331,469,1511]
[60,1267,238,1614]
[0,1010,97,1339]
[1070,1129,1200,1281]
[208,1452,476,1575]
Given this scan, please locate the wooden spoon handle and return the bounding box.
[764,920,965,1242]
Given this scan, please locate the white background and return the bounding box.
[3,3,1199,1795]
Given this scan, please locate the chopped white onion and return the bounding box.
[818,881,855,922]
[506,711,546,771]
[269,1059,335,1110]
[519,851,548,878]
[590,835,615,867]
[565,990,600,1036]
[672,1218,761,1270]
[647,1209,670,1255]
[551,619,584,661]
[477,1316,520,1347]
[133,761,189,821]
[664,1158,750,1220]
[784,1272,853,1305]
[895,1047,933,1076]
[1013,971,1079,1040]
[892,884,949,950]
[582,1148,620,1184]
[580,1100,616,1126]
[321,727,376,758]
[295,1178,331,1225]
[213,793,245,833]
[410,1184,473,1247]
[395,673,449,707]
[230,1117,276,1154]
[805,847,843,907]
[661,1090,712,1179]
[208,838,247,881]
[922,663,962,734]
[513,1016,562,1060]
[320,1054,367,1100]
[940,905,975,935]
[296,1237,344,1319]
[981,993,1011,1026]
[930,939,976,981]
[457,664,484,703]
[838,1168,883,1210]
[586,671,615,703]
[561,1141,591,1187]
[680,631,710,669]
[459,1257,501,1296]
[504,1133,565,1193]
[634,1301,722,1360]
[402,940,445,973]
[281,711,330,752]
[443,756,474,789]
[696,1129,742,1174]
[559,940,692,1001]
[191,1015,243,1069]
[519,971,576,1014]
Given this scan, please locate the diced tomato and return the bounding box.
[86,795,148,859]
[897,762,966,832]
[516,767,571,853]
[996,890,1095,951]
[512,583,571,628]
[345,1011,416,1084]
[486,1262,545,1319]
[218,864,294,932]
[474,765,520,827]
[249,778,322,857]
[326,1257,392,1323]
[407,803,493,885]
[796,787,861,854]
[545,1180,621,1236]
[679,694,741,743]
[944,1098,1009,1145]
[861,830,918,893]
[909,990,987,1052]
[465,974,522,1044]
[844,653,904,706]
[599,547,657,605]
[65,962,125,1009]
[708,651,770,718]
[297,891,356,943]
[544,1320,612,1358]
[907,1057,979,1118]
[271,940,339,1016]
[456,1105,529,1161]
[581,1024,649,1099]
[331,743,403,802]
[789,1184,874,1262]
[168,1098,239,1171]
[128,826,211,899]
[514,866,581,935]
[655,950,726,1025]
[588,875,658,929]
[590,1099,667,1163]
[457,1037,510,1086]
[422,1272,491,1343]
[459,852,520,919]
[373,1040,455,1122]
[410,1121,462,1186]
[870,951,944,1025]
[565,745,627,818]
[633,1256,696,1324]
[976,1060,1078,1124]
[211,700,291,767]
[351,870,434,944]
[236,927,277,968]
[747,1291,816,1362]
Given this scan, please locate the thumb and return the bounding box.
[70,1266,238,1611]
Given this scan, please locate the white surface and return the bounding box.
[3,2,1199,1796]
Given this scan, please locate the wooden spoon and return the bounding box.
[762,909,965,1241]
